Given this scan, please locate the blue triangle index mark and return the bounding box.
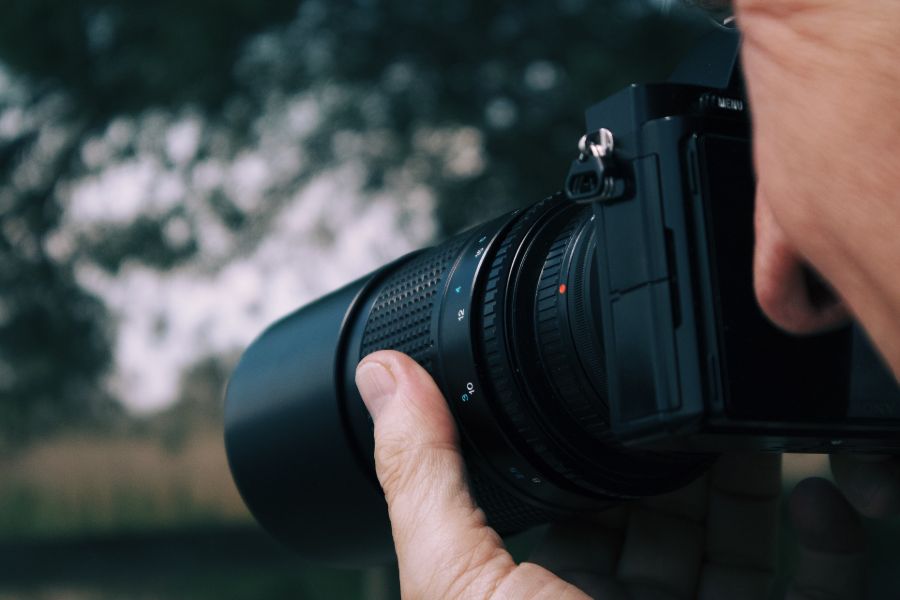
[455,286,463,294]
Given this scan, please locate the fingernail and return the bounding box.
[355,361,396,420]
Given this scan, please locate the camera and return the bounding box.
[224,29,900,565]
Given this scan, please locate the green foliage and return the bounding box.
[0,0,711,438]
[0,0,299,114]
[79,216,199,274]
[0,127,117,444]
[233,1,710,234]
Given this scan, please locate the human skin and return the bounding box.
[737,0,900,377]
[353,2,900,597]
[737,0,900,523]
[356,352,867,599]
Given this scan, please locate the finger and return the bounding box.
[549,574,630,600]
[831,454,900,518]
[356,351,586,600]
[529,513,626,577]
[615,504,705,599]
[528,501,631,596]
[697,454,781,600]
[356,351,511,598]
[786,477,866,600]
[528,517,626,599]
[536,476,710,600]
[639,470,710,523]
[614,474,711,600]
[754,190,849,335]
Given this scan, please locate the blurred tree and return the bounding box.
[0,0,306,443]
[0,0,709,439]
[231,0,708,233]
[154,354,233,451]
[0,123,117,446]
[0,0,299,114]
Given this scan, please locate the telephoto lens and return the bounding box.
[225,193,710,565]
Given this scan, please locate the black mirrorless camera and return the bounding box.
[224,29,900,564]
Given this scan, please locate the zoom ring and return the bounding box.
[358,232,554,535]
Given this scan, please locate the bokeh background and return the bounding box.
[0,1,897,598]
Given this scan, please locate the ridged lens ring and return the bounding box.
[475,195,710,504]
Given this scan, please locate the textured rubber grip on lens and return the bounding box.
[357,234,556,535]
[359,240,466,370]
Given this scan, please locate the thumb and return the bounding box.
[356,350,512,598]
[355,351,584,600]
[786,478,867,600]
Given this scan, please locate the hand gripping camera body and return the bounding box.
[223,29,900,565]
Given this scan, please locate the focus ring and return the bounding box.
[533,212,609,439]
[477,193,607,495]
[477,195,711,501]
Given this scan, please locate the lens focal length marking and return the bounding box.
[435,220,551,503]
[437,223,495,411]
[434,207,610,515]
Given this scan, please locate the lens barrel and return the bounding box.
[224,276,394,564]
[225,194,708,565]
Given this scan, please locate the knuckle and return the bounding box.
[373,435,417,495]
[440,533,512,599]
[489,562,586,600]
[373,434,458,499]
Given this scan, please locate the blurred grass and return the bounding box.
[0,551,382,600]
[0,430,248,540]
[0,436,831,541]
[2,441,898,599]
[0,431,400,599]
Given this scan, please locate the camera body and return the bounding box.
[582,31,900,455]
[223,29,900,565]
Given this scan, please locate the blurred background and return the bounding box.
[0,1,897,598]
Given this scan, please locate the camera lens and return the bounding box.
[225,193,709,565]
